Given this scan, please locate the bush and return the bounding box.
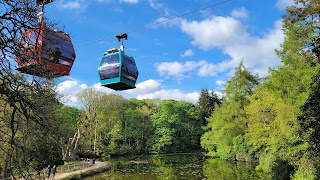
[76,151,97,159]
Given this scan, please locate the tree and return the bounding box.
[297,72,320,179]
[136,99,158,153]
[55,104,81,162]
[150,100,202,154]
[244,88,300,178]
[198,88,221,125]
[76,88,104,152]
[0,75,64,178]
[92,94,130,155]
[201,62,259,160]
[283,0,320,59]
[224,61,259,108]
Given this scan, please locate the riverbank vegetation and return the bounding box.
[0,0,319,179]
[202,0,320,179]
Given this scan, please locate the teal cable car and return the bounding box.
[98,34,138,90]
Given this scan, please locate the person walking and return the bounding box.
[51,165,57,179]
[46,165,51,179]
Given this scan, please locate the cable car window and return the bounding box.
[60,40,75,60]
[44,30,74,66]
[21,33,29,49]
[99,54,120,80]
[122,55,138,81]
[28,32,37,49]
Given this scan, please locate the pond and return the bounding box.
[85,153,270,180]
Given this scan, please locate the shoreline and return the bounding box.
[55,161,111,180]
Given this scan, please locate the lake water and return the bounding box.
[85,153,270,180]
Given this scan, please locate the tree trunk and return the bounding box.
[3,154,9,179]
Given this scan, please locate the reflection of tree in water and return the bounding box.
[202,158,270,180]
[89,154,272,180]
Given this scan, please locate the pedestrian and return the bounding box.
[51,165,56,179]
[46,165,51,179]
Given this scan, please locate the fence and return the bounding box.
[4,160,94,179]
[57,161,92,173]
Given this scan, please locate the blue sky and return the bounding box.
[41,0,294,107]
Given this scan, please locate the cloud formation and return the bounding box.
[137,89,199,103]
[120,0,139,4]
[179,13,284,77]
[231,7,248,19]
[275,0,294,9]
[56,79,201,107]
[58,0,87,10]
[181,49,194,57]
[55,80,88,107]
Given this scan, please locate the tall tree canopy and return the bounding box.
[201,62,259,160]
[198,88,221,126]
[150,100,202,154]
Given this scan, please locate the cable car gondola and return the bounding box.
[98,33,138,90]
[16,0,76,78]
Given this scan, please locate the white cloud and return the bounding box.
[215,91,224,99]
[156,61,205,78]
[148,0,170,16]
[125,79,162,95]
[148,0,164,9]
[216,80,225,86]
[55,80,88,107]
[96,0,116,3]
[180,15,284,77]
[181,16,250,50]
[155,60,235,79]
[137,89,200,104]
[56,80,88,95]
[55,79,200,107]
[275,0,294,9]
[231,7,248,19]
[120,0,139,4]
[181,49,194,57]
[58,0,86,10]
[152,17,182,28]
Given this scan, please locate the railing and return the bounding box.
[57,161,92,173]
[4,160,94,179]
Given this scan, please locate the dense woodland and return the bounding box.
[0,0,320,179]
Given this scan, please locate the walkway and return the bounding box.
[55,162,109,179]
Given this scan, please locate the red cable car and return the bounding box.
[16,0,76,78]
[16,22,76,78]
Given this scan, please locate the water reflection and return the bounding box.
[85,153,270,180]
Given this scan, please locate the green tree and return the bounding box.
[244,89,301,178]
[198,88,221,125]
[77,88,104,152]
[297,72,320,179]
[284,0,319,59]
[0,75,64,178]
[201,61,259,160]
[151,100,202,154]
[91,94,131,155]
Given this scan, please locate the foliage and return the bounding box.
[201,61,259,160]
[283,0,320,59]
[76,151,98,159]
[150,100,202,154]
[77,88,104,152]
[198,88,221,125]
[0,0,77,178]
[296,72,320,179]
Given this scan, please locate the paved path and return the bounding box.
[55,162,109,180]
